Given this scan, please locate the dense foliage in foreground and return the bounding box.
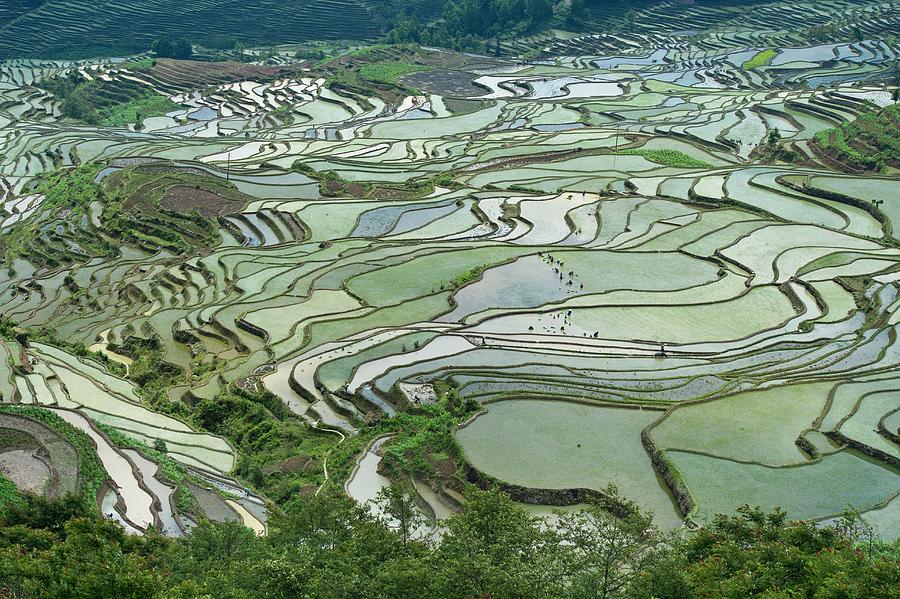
[0,492,897,598]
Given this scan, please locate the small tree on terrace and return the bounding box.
[835,508,880,560]
[556,486,672,599]
[376,483,425,550]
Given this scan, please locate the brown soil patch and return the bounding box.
[265,455,310,475]
[160,186,244,217]
[298,484,318,497]
[433,457,457,479]
[150,59,295,89]
[324,180,367,197]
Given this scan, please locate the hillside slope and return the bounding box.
[0,0,443,59]
[809,103,900,173]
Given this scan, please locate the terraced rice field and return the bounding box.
[0,0,898,538]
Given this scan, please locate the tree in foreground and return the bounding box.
[0,493,898,598]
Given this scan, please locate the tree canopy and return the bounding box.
[1,491,896,598]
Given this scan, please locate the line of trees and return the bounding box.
[150,36,193,60]
[1,488,897,598]
[385,0,556,51]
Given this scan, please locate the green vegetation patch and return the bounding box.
[358,62,431,84]
[1,163,114,267]
[40,74,177,127]
[0,473,24,507]
[101,92,179,127]
[618,148,713,169]
[119,58,155,72]
[381,385,479,483]
[743,49,777,70]
[811,104,900,173]
[193,386,340,503]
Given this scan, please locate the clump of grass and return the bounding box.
[743,49,777,70]
[358,62,430,84]
[619,149,712,169]
[451,265,486,288]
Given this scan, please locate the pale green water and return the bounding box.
[456,399,683,529]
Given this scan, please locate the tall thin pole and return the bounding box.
[612,123,620,169]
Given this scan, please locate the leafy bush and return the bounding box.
[0,473,24,507]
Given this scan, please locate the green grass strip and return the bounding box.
[94,423,186,484]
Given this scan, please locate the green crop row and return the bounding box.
[619,148,712,168]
